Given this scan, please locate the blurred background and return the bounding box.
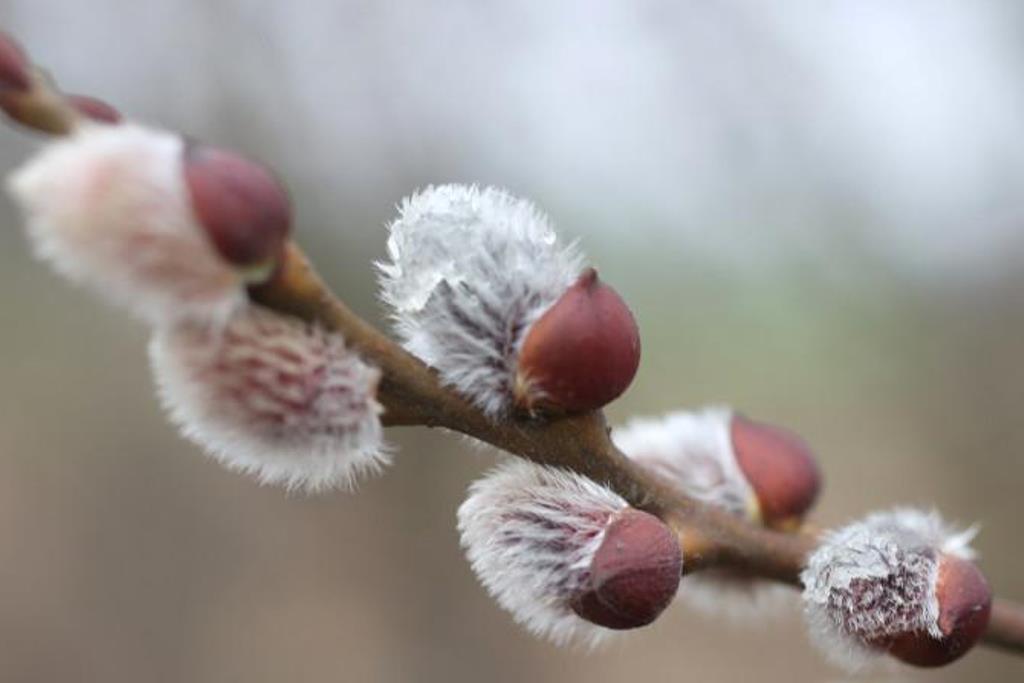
[1,1,1023,680]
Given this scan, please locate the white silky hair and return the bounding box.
[377,184,584,416]
[7,122,244,324]
[613,407,756,519]
[457,460,627,647]
[614,407,791,619]
[149,305,388,493]
[679,571,797,622]
[862,507,978,561]
[800,508,978,671]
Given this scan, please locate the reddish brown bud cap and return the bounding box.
[886,554,992,668]
[730,413,821,528]
[66,94,121,124]
[0,31,31,93]
[184,143,291,270]
[515,268,641,414]
[571,508,682,630]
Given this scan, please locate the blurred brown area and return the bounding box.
[2,2,1024,681]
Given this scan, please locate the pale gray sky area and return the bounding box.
[5,1,1023,282]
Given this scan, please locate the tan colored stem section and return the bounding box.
[2,66,81,134]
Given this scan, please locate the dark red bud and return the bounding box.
[0,31,31,93]
[571,508,682,630]
[885,554,992,668]
[183,143,291,271]
[730,413,821,529]
[515,268,640,414]
[65,94,121,124]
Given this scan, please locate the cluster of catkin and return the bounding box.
[0,30,993,672]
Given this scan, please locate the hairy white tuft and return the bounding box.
[457,460,627,647]
[378,184,585,416]
[7,123,243,323]
[864,507,978,561]
[613,407,756,517]
[680,571,797,621]
[800,508,977,671]
[150,305,388,492]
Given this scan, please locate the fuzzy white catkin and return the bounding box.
[457,460,627,647]
[378,185,584,416]
[6,123,243,323]
[613,408,792,619]
[613,407,755,516]
[800,508,977,671]
[149,305,388,492]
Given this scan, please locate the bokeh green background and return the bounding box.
[1,2,1023,681]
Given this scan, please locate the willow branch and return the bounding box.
[6,40,1023,657]
[249,243,1024,655]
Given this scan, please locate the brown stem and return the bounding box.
[985,600,1024,655]
[1,66,81,135]
[250,244,1024,655]
[249,246,801,573]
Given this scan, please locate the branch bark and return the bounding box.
[250,243,1024,656]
